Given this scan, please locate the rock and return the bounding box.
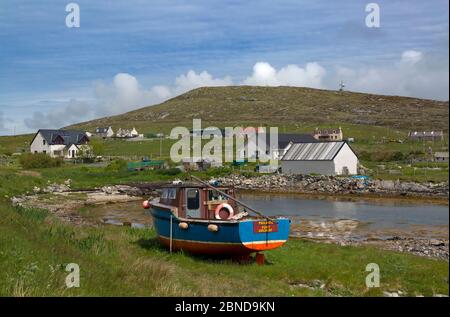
[430,239,445,247]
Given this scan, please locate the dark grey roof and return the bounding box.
[255,133,318,149]
[35,129,89,146]
[277,134,318,148]
[96,127,110,133]
[282,141,348,161]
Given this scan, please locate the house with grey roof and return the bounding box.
[281,141,358,176]
[95,126,114,138]
[30,129,90,158]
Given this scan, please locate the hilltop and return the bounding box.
[67,86,449,133]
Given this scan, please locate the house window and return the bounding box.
[43,140,46,145]
[43,150,46,154]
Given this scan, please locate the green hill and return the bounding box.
[67,86,449,134]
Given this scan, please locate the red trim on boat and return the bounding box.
[157,236,287,254]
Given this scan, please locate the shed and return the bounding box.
[281,141,358,176]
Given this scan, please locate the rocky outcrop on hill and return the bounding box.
[216,174,449,198]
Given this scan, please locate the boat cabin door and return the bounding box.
[185,188,201,218]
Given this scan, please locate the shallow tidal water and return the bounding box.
[83,193,449,240]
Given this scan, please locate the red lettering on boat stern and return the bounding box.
[253,220,278,233]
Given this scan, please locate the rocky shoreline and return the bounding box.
[216,174,449,200]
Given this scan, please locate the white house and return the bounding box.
[30,129,90,159]
[281,141,358,176]
[116,127,139,138]
[95,126,114,138]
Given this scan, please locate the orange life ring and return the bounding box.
[214,203,234,220]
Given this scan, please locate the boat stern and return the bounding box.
[239,218,291,252]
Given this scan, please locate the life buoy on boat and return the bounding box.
[214,203,234,220]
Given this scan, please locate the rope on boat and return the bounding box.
[190,175,274,222]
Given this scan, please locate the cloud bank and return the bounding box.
[243,62,326,88]
[22,50,448,131]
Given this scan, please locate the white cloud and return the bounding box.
[24,99,92,130]
[94,70,233,117]
[400,50,423,65]
[174,70,233,94]
[243,62,326,88]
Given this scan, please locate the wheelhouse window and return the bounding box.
[186,189,199,209]
[168,188,177,199]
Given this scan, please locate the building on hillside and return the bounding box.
[238,133,318,161]
[313,127,343,141]
[408,131,444,142]
[434,152,449,162]
[95,126,114,138]
[281,141,358,176]
[116,127,139,138]
[30,129,90,158]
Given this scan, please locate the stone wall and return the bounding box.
[216,174,449,198]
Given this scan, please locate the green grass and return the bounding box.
[0,134,32,155]
[362,161,449,183]
[0,201,448,296]
[0,164,236,199]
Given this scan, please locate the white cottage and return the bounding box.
[30,129,90,159]
[281,141,358,176]
[95,126,114,138]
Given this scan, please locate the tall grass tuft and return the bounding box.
[13,206,48,223]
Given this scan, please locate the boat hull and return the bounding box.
[150,206,290,255]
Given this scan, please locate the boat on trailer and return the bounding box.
[143,176,290,256]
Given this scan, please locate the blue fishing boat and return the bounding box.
[143,176,290,256]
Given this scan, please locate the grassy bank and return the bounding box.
[0,202,448,296]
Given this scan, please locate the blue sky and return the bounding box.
[0,0,448,135]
